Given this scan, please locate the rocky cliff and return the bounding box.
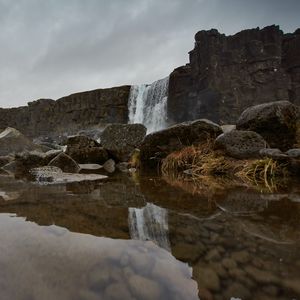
[0,86,130,138]
[168,25,300,124]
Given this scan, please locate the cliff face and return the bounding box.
[0,86,130,138]
[168,25,300,124]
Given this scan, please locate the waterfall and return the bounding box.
[128,77,169,133]
[128,203,171,251]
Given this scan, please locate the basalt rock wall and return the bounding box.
[0,86,130,138]
[168,25,300,124]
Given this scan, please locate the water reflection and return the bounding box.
[0,173,300,299]
[0,214,198,300]
[129,203,170,251]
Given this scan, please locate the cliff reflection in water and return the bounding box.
[0,173,300,299]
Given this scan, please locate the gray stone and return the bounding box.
[0,127,43,156]
[103,159,116,173]
[215,130,267,159]
[237,101,299,151]
[221,125,236,133]
[286,148,300,158]
[101,123,147,162]
[259,148,288,159]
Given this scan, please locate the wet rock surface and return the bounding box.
[0,173,299,299]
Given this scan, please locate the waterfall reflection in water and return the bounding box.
[128,203,171,251]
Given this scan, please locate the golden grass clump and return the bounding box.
[161,140,290,191]
[161,140,235,178]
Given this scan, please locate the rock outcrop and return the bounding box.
[168,25,300,125]
[0,86,130,139]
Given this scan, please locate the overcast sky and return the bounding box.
[0,0,299,107]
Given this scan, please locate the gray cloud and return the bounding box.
[0,0,299,107]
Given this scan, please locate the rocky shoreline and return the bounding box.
[0,100,299,190]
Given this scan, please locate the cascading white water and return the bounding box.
[128,203,170,251]
[128,77,169,133]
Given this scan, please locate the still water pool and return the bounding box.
[0,173,299,300]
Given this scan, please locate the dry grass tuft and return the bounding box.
[161,140,290,191]
[161,140,237,178]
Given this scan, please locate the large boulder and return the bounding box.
[101,124,147,162]
[66,135,108,164]
[0,127,42,156]
[48,152,80,173]
[140,119,222,168]
[236,101,299,151]
[215,130,267,159]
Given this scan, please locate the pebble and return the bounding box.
[231,250,250,264]
[222,258,237,270]
[224,282,251,300]
[244,266,279,284]
[205,249,221,262]
[193,265,220,291]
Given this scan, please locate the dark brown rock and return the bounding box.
[236,101,298,150]
[168,25,300,125]
[101,123,147,162]
[66,135,108,164]
[140,119,222,168]
[48,153,80,173]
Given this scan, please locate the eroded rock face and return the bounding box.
[140,119,222,168]
[168,25,300,125]
[101,124,147,162]
[65,135,108,164]
[0,86,130,138]
[236,101,298,151]
[215,130,267,159]
[0,127,43,156]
